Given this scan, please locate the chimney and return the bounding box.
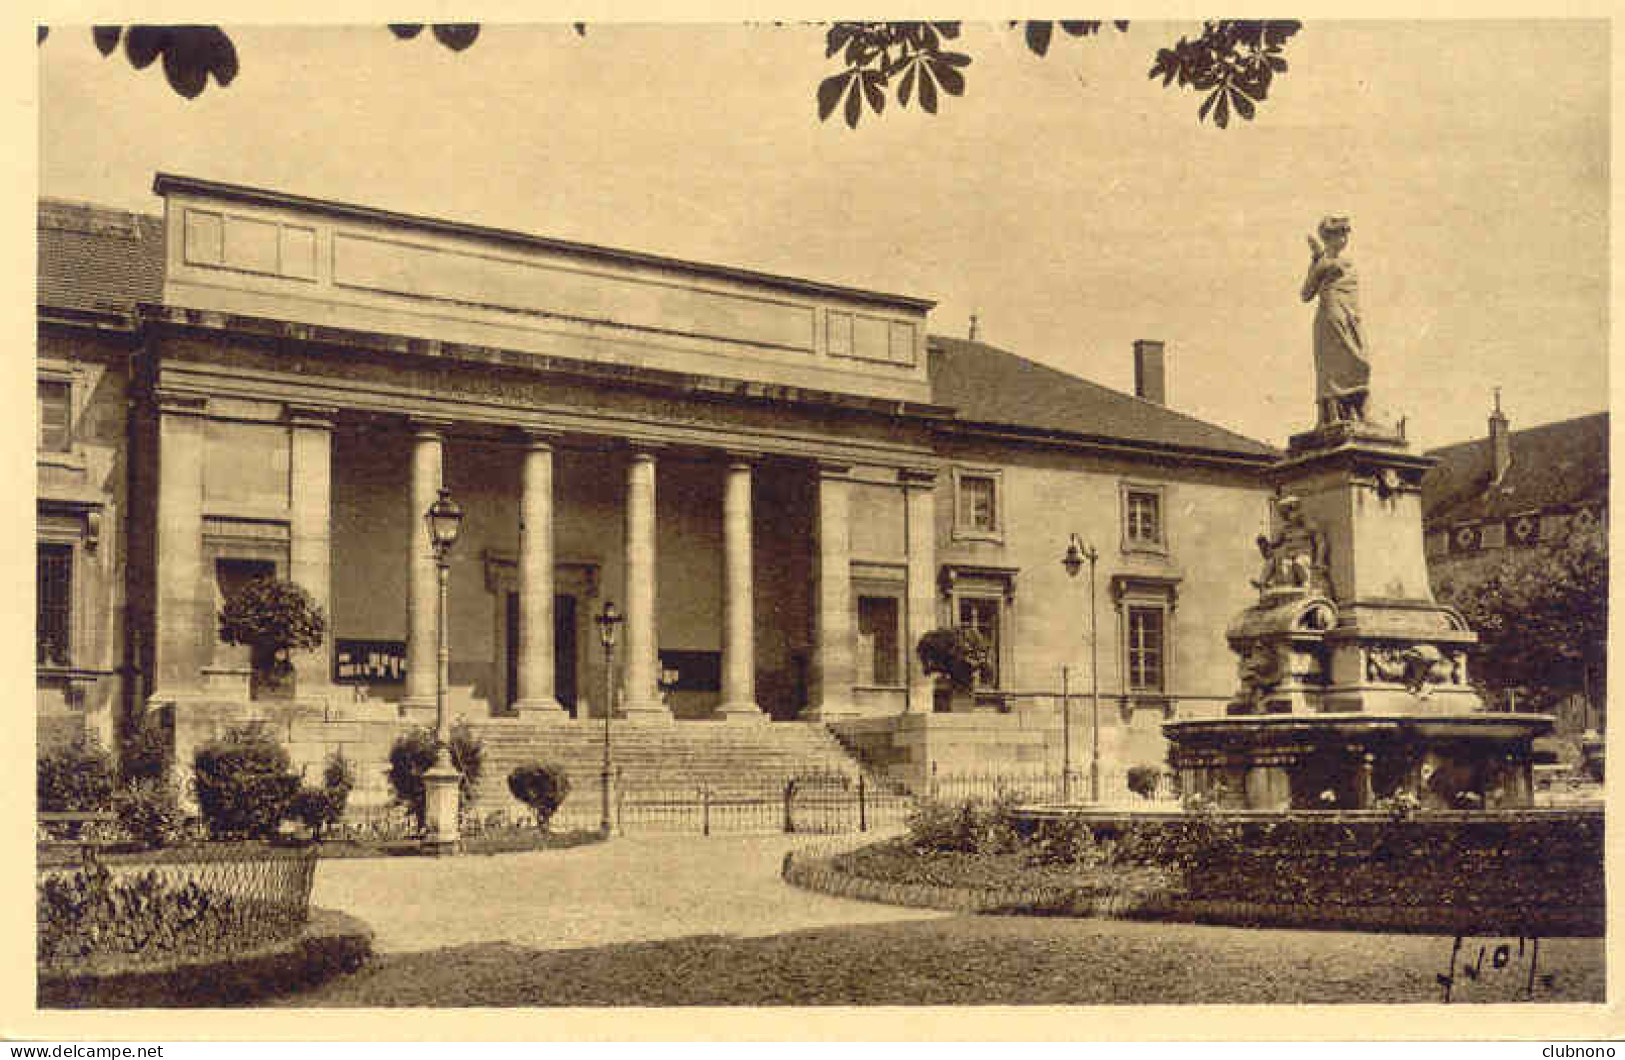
[1489,387,1511,486]
[1133,340,1166,405]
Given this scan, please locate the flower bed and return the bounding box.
[38,846,317,971]
[787,800,1605,936]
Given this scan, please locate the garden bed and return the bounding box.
[39,906,373,1008]
[785,802,1605,937]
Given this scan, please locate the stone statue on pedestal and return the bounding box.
[1251,495,1327,596]
[1301,215,1371,425]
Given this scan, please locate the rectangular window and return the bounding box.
[1127,606,1164,693]
[855,595,901,686]
[958,475,997,531]
[958,596,1002,688]
[39,379,71,453]
[1125,489,1162,546]
[37,543,72,666]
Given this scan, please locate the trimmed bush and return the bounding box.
[113,778,184,849]
[915,627,993,690]
[507,762,572,830]
[387,722,483,828]
[38,734,116,813]
[1126,764,1162,800]
[191,726,301,840]
[289,752,355,839]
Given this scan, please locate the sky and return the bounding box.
[33,20,1611,452]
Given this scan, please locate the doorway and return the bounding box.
[506,592,579,717]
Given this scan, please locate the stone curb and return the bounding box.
[781,849,1604,937]
[38,907,375,1008]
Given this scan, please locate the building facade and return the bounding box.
[1422,399,1608,733]
[37,176,1276,803]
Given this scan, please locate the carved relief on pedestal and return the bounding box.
[1365,642,1458,698]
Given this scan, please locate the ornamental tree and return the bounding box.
[218,576,327,687]
[916,627,994,691]
[1433,523,1607,714]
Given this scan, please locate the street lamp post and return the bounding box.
[422,488,464,854]
[1063,534,1101,804]
[595,601,623,838]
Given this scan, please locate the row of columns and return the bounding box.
[152,398,935,722]
[402,427,770,721]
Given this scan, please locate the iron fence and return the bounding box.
[923,765,1179,806]
[37,843,319,969]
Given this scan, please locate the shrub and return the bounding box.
[119,714,173,784]
[289,752,355,839]
[191,726,301,839]
[1126,764,1162,800]
[113,778,184,849]
[905,795,1021,855]
[1028,815,1106,867]
[507,762,572,830]
[38,734,116,813]
[387,722,484,828]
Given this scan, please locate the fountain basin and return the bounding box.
[1164,711,1554,811]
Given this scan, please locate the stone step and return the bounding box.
[460,718,877,813]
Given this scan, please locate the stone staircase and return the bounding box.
[465,718,877,817]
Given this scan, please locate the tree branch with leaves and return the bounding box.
[41,21,1302,128]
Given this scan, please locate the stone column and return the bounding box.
[288,405,335,704]
[718,456,764,721]
[152,392,208,700]
[402,421,445,720]
[514,431,564,715]
[902,468,938,714]
[807,462,856,719]
[621,448,666,718]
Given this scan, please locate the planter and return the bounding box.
[249,646,295,702]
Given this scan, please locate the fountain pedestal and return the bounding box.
[1166,420,1552,810]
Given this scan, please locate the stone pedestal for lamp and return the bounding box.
[422,755,462,855]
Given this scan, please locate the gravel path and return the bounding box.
[309,834,947,954]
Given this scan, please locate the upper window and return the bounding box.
[37,543,72,667]
[1120,482,1168,554]
[38,379,71,453]
[952,467,1003,542]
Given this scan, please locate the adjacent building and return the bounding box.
[1422,397,1609,732]
[36,175,1277,804]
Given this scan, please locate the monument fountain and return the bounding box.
[1162,217,1553,811]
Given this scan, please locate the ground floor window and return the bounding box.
[1126,605,1165,693]
[957,595,1002,689]
[37,543,72,666]
[855,593,901,687]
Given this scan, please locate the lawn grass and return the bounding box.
[278,915,1605,1006]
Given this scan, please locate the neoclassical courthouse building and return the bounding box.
[38,174,1281,805]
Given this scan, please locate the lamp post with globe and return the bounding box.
[422,488,464,854]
